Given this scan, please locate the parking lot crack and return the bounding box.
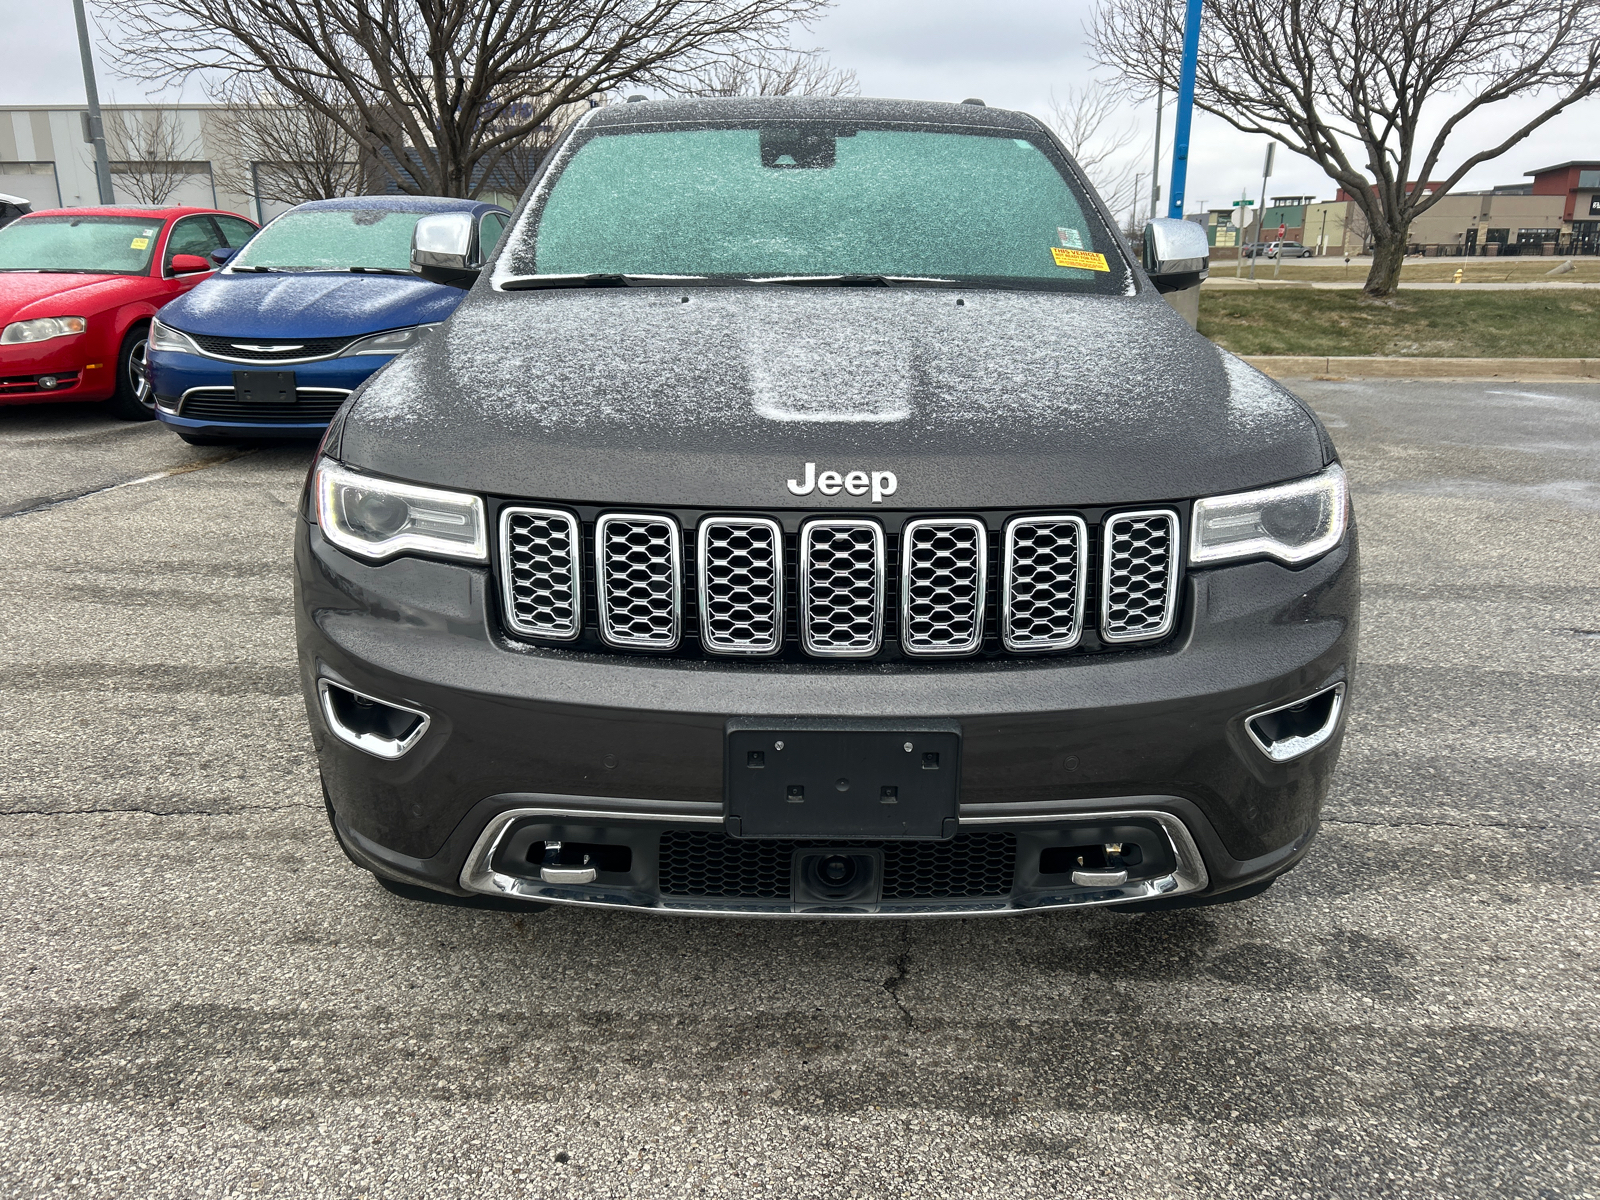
[882,926,914,1033]
[0,450,254,519]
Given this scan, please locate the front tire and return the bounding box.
[103,325,155,421]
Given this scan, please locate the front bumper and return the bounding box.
[297,515,1358,917]
[149,349,383,437]
[0,339,110,404]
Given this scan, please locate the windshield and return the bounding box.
[229,209,427,272]
[0,215,161,274]
[502,124,1125,292]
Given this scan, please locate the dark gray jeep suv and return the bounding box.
[295,97,1356,917]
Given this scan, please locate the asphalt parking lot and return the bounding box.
[1,378,1597,1200]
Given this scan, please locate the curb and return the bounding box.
[1242,355,1600,381]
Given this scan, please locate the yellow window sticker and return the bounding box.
[1051,246,1110,272]
[130,237,149,250]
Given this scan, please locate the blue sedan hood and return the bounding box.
[158,271,463,339]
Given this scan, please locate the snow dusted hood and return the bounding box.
[337,285,1333,509]
[159,270,462,341]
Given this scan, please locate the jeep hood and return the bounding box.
[338,286,1331,509]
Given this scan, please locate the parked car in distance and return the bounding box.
[0,205,256,418]
[299,97,1355,919]
[0,191,32,228]
[147,197,510,444]
[1266,241,1316,258]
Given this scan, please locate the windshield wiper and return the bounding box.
[346,266,412,275]
[747,274,962,288]
[228,265,279,273]
[500,273,710,290]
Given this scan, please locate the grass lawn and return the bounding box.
[1231,258,1600,284]
[1198,289,1600,357]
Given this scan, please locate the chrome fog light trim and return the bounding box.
[1245,682,1346,762]
[317,679,431,760]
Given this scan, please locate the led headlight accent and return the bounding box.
[314,458,486,562]
[1,316,88,345]
[1191,464,1348,566]
[148,318,201,354]
[338,324,437,356]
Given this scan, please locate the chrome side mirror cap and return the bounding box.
[411,212,480,289]
[1143,217,1210,294]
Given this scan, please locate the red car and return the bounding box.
[0,205,258,419]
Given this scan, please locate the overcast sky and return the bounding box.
[6,0,1596,216]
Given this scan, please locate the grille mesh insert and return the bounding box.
[179,395,344,423]
[1003,516,1086,651]
[800,519,884,657]
[658,831,1018,900]
[596,514,681,649]
[1102,510,1178,642]
[901,518,986,655]
[501,508,581,640]
[698,517,782,655]
[189,333,351,360]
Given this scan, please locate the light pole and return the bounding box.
[1248,142,1274,280]
[72,0,115,205]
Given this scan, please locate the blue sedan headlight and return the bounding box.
[338,324,438,356]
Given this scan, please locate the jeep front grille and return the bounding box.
[596,513,682,650]
[800,519,885,658]
[1002,515,1087,651]
[697,517,783,655]
[901,518,986,656]
[499,507,1182,659]
[501,507,582,641]
[1101,510,1180,643]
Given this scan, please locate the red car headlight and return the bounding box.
[1,316,89,345]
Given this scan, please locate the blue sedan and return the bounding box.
[147,196,509,443]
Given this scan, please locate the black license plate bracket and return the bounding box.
[232,370,296,404]
[725,719,961,840]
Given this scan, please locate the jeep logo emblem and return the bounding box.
[786,462,898,503]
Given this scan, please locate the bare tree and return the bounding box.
[682,47,859,96]
[1045,82,1144,223]
[101,0,834,201]
[1093,0,1600,295]
[103,107,209,204]
[207,81,363,211]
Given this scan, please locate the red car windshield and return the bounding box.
[0,215,163,275]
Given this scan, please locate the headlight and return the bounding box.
[314,458,486,562]
[1,316,88,345]
[1191,464,1348,565]
[149,318,201,354]
[338,325,437,356]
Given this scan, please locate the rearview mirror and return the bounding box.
[1142,218,1210,293]
[412,213,480,289]
[210,246,238,265]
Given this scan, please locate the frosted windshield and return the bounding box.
[0,216,161,274]
[231,209,424,272]
[513,126,1121,290]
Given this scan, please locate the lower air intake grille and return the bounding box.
[501,508,581,640]
[657,831,1018,900]
[901,517,986,655]
[596,513,681,650]
[1003,515,1087,651]
[179,395,344,423]
[697,517,783,655]
[800,519,884,657]
[1102,509,1179,642]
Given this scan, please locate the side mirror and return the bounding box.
[411,213,480,288]
[210,246,238,265]
[169,253,213,276]
[1142,218,1210,293]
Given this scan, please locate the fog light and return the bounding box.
[37,375,59,389]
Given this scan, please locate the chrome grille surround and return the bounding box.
[697,516,784,656]
[595,513,682,650]
[799,518,885,658]
[900,517,987,657]
[500,507,582,641]
[1101,509,1180,643]
[1001,514,1088,652]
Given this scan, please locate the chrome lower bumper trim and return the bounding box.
[458,803,1209,918]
